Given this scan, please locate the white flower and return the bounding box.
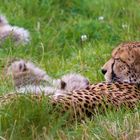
[122,24,128,29]
[81,34,88,42]
[98,16,104,21]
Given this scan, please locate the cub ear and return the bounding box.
[61,80,66,89]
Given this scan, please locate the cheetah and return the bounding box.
[1,42,140,119]
[0,15,30,46]
[5,59,89,95]
[102,42,140,83]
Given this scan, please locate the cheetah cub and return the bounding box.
[6,59,89,95]
[0,15,30,45]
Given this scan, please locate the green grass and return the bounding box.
[0,0,140,139]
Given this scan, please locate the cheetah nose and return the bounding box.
[101,69,107,75]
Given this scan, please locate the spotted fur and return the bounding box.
[1,82,140,119]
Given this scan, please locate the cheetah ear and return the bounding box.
[61,80,66,89]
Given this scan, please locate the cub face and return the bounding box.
[6,60,27,76]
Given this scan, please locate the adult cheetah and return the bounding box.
[1,42,140,118]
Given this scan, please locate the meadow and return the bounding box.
[0,0,140,139]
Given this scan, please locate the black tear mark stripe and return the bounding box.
[111,59,117,81]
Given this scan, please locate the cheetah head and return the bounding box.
[102,42,140,83]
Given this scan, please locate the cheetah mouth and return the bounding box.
[111,77,131,83]
[111,76,121,82]
[105,76,120,83]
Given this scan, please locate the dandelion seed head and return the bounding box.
[81,34,88,41]
[98,16,104,21]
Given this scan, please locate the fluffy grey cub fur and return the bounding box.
[6,59,89,96]
[0,15,30,45]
